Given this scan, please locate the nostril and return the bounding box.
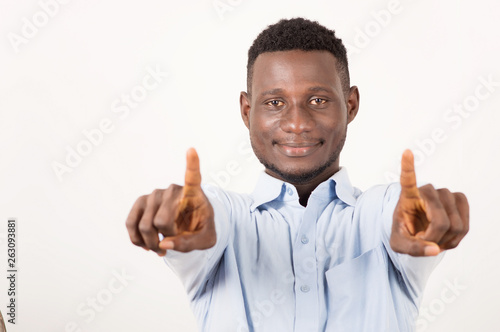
[279,110,315,133]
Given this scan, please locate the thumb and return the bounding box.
[183,147,202,197]
[159,229,216,253]
[391,232,441,257]
[400,149,421,200]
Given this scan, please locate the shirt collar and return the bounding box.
[249,167,357,211]
[322,167,357,206]
[249,171,289,211]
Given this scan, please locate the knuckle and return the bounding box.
[146,194,156,204]
[447,241,459,249]
[136,195,147,203]
[152,215,163,225]
[434,222,450,233]
[454,192,469,204]
[167,184,182,191]
[437,188,453,200]
[125,216,135,227]
[150,248,162,254]
[449,224,463,236]
[418,185,437,200]
[165,184,183,199]
[437,188,451,195]
[125,219,137,231]
[132,195,148,209]
[421,183,435,191]
[462,224,470,236]
[138,223,154,234]
[130,238,144,247]
[151,189,163,199]
[153,215,168,228]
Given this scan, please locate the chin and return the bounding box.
[267,163,332,184]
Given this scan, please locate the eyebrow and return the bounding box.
[259,88,284,98]
[258,86,333,98]
[308,86,333,93]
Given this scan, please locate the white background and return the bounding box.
[0,0,499,331]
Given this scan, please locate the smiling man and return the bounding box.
[241,49,356,207]
[126,18,469,331]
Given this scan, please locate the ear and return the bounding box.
[346,85,360,124]
[240,91,251,129]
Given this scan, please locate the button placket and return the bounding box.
[291,199,321,331]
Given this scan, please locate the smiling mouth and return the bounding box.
[274,141,323,157]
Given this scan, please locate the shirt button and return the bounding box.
[287,187,293,196]
[300,285,310,293]
[301,236,309,244]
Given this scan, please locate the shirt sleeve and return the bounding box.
[380,183,445,304]
[162,184,232,301]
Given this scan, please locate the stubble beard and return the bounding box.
[251,130,347,185]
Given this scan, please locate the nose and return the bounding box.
[279,102,315,134]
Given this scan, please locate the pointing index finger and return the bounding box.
[400,149,420,200]
[183,147,202,197]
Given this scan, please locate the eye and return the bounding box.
[266,100,284,107]
[310,98,327,105]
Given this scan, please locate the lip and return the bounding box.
[275,142,322,157]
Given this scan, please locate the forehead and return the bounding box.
[251,50,342,94]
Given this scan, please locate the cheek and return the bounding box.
[250,115,277,141]
[250,127,271,151]
[322,121,347,142]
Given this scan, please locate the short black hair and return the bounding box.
[247,17,350,96]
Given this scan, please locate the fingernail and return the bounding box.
[160,241,175,250]
[424,245,440,256]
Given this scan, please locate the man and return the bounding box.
[126,18,469,331]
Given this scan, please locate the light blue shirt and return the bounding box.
[164,167,443,331]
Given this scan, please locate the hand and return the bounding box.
[125,148,216,256]
[390,150,469,256]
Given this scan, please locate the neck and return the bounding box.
[266,165,340,207]
[293,169,337,206]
